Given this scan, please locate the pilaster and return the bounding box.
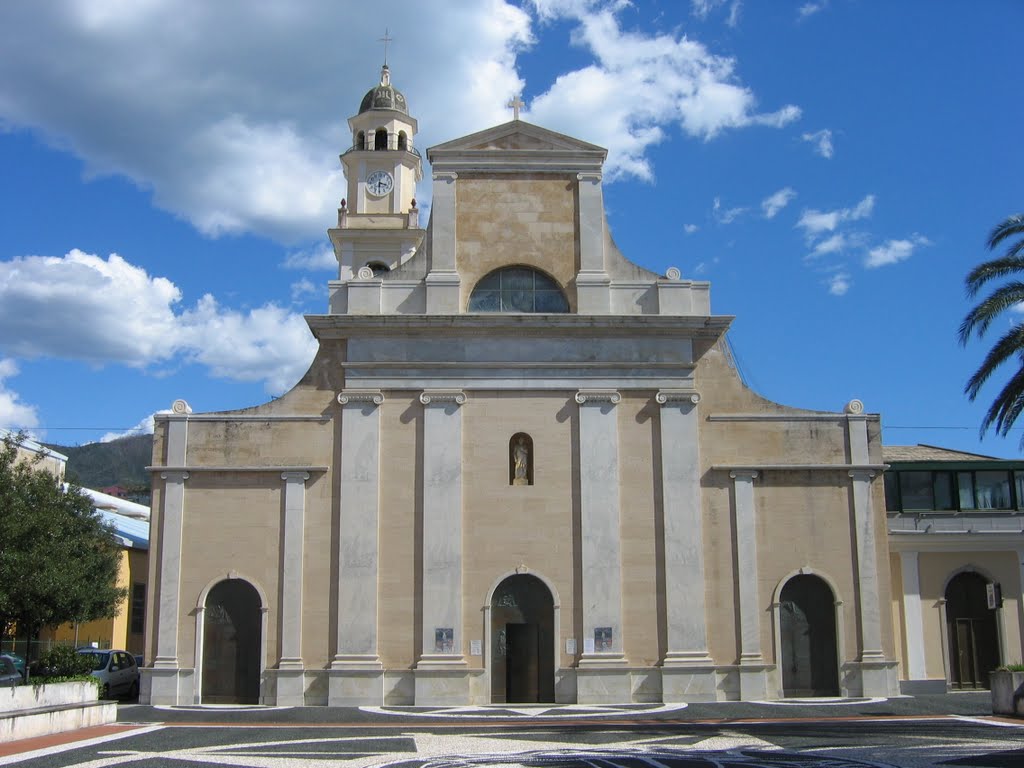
[275,470,309,706]
[426,172,460,313]
[415,389,468,705]
[657,389,716,701]
[330,390,385,705]
[575,389,629,703]
[148,399,191,706]
[730,469,769,700]
[575,172,610,314]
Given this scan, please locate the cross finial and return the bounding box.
[378,28,393,66]
[507,94,525,121]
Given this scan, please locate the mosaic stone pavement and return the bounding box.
[4,717,1024,768]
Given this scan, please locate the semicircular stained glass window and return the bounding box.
[468,267,569,313]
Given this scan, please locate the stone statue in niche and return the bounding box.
[510,434,532,486]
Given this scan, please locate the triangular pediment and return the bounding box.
[429,120,606,155]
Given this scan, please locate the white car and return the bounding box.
[77,649,140,700]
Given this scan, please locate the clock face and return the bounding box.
[366,170,394,197]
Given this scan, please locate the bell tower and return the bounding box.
[329,63,425,302]
[342,64,421,216]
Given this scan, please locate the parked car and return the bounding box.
[0,652,26,680]
[0,654,22,687]
[76,648,140,700]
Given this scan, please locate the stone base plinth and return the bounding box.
[328,661,384,706]
[662,661,718,702]
[414,656,469,705]
[272,667,306,706]
[576,654,630,704]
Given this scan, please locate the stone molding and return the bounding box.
[665,267,682,280]
[159,470,189,482]
[845,399,865,414]
[419,390,467,405]
[576,171,603,182]
[281,471,310,482]
[337,390,385,405]
[150,465,327,474]
[357,266,376,280]
[171,399,192,415]
[575,389,621,405]
[432,171,458,182]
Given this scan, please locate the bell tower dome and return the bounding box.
[343,64,421,215]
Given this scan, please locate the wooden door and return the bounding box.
[506,623,540,703]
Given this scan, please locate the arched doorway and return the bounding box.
[202,579,262,704]
[779,574,839,697]
[946,571,1000,689]
[490,574,554,703]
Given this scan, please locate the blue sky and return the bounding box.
[0,0,1020,456]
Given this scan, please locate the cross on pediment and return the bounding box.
[507,94,525,121]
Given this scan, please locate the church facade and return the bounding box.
[143,66,905,707]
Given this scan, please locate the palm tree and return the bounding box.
[959,214,1024,443]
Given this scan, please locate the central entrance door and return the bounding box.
[491,574,554,703]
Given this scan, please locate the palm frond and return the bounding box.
[988,214,1024,251]
[964,256,1024,297]
[979,364,1024,442]
[964,323,1024,400]
[957,282,1024,344]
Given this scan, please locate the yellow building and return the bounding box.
[41,487,150,657]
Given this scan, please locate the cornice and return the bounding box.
[307,313,733,339]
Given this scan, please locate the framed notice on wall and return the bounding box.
[435,628,454,653]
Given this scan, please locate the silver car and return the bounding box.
[77,649,140,700]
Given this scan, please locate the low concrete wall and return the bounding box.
[990,670,1024,716]
[0,681,116,742]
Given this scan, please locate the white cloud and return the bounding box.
[796,194,875,238]
[283,243,337,271]
[827,272,850,296]
[798,1,828,19]
[0,1,797,235]
[684,223,699,234]
[809,233,846,257]
[0,358,39,430]
[290,278,319,303]
[690,0,742,26]
[713,196,747,225]
[0,1,533,244]
[864,234,931,268]
[0,250,316,394]
[99,411,169,443]
[514,3,799,178]
[801,128,834,158]
[761,187,796,219]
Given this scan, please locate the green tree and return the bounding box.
[959,214,1024,444]
[0,433,128,664]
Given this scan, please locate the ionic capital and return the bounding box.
[656,389,701,405]
[338,389,385,406]
[575,389,621,405]
[419,390,467,406]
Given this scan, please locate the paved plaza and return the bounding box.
[3,693,1024,768]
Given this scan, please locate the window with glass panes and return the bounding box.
[885,468,1024,512]
[468,267,569,313]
